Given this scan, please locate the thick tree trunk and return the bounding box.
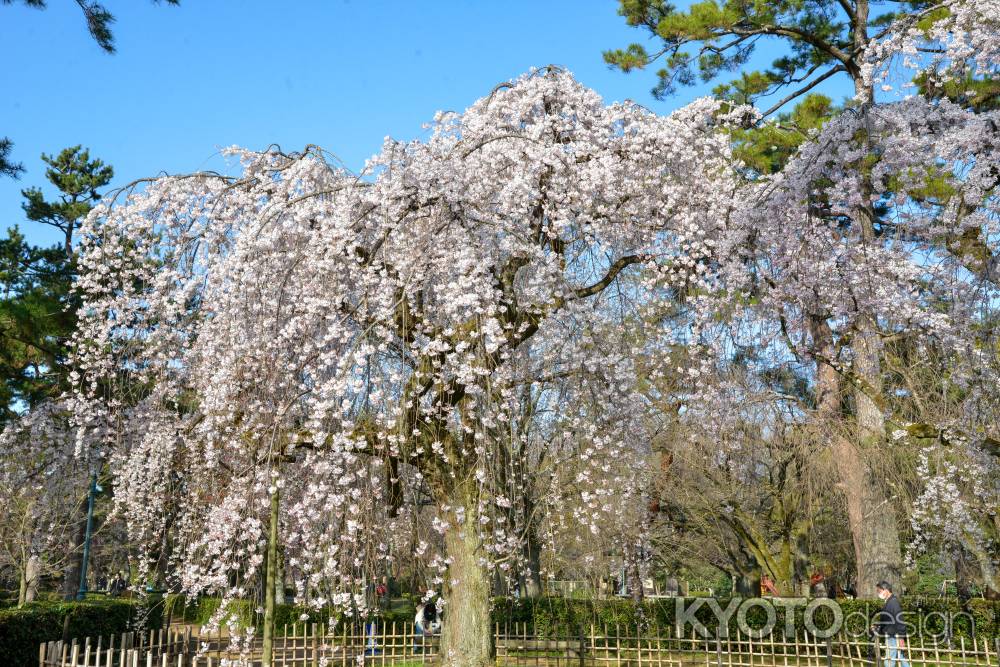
[773,539,796,598]
[849,218,903,597]
[440,486,493,667]
[262,484,279,667]
[809,315,900,598]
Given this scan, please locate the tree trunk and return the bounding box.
[262,484,279,667]
[955,546,977,602]
[274,545,286,605]
[522,524,542,598]
[440,485,493,667]
[773,541,796,598]
[628,558,644,603]
[809,315,900,598]
[734,575,756,597]
[25,554,39,603]
[17,564,27,607]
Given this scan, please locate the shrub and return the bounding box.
[0,597,162,667]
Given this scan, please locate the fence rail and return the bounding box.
[39,622,1000,666]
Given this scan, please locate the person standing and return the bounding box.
[872,581,910,667]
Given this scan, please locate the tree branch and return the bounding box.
[759,65,847,118]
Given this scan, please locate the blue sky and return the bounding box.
[1,1,854,248]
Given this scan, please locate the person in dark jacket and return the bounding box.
[872,581,910,667]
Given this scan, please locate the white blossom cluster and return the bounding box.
[862,0,1000,95]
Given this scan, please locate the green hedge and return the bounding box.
[492,597,1000,640]
[0,597,163,667]
[159,594,1000,640]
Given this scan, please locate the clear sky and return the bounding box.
[1,1,853,248]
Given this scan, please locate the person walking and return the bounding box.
[872,581,910,667]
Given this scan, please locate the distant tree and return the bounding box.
[2,0,180,54]
[0,227,73,417]
[21,145,113,256]
[605,0,1000,597]
[0,146,112,415]
[0,400,91,606]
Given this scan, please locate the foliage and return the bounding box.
[21,145,113,256]
[0,137,23,179]
[603,0,998,110]
[0,227,74,417]
[0,145,112,418]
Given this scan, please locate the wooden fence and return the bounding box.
[39,622,1000,666]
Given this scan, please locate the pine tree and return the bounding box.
[0,227,71,418]
[21,145,113,257]
[0,147,112,419]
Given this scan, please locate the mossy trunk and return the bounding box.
[440,486,493,667]
[810,315,900,598]
[849,62,902,598]
[851,317,902,597]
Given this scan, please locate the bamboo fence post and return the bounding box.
[339,622,346,667]
[311,621,319,667]
[384,622,391,667]
[636,623,642,667]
